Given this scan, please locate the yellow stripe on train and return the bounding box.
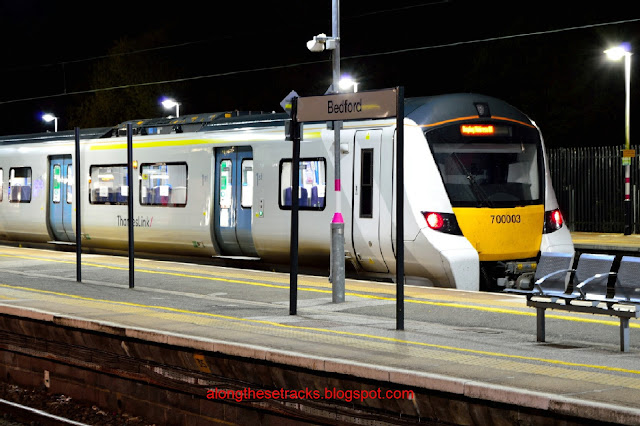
[453,205,544,261]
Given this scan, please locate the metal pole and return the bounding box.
[74,127,81,283]
[396,87,405,331]
[330,0,345,303]
[290,98,301,315]
[127,123,135,288]
[624,52,632,235]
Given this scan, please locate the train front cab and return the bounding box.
[424,118,567,290]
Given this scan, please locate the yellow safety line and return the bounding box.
[0,252,636,329]
[1,282,639,376]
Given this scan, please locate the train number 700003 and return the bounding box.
[491,214,521,224]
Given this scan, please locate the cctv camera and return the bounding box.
[307,33,328,52]
[307,39,325,52]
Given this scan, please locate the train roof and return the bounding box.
[0,127,113,145]
[0,94,534,145]
[405,93,534,129]
[114,111,288,137]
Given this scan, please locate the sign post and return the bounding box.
[289,87,405,329]
[127,123,135,289]
[289,98,301,315]
[75,127,82,283]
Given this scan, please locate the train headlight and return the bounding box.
[422,212,463,235]
[544,209,564,233]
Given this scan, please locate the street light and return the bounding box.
[339,76,359,92]
[42,113,58,132]
[605,43,633,234]
[307,0,345,303]
[161,98,181,117]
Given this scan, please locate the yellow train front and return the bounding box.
[407,94,574,290]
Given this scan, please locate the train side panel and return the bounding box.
[77,135,215,256]
[0,143,57,242]
[251,124,334,264]
[539,133,574,253]
[399,121,479,289]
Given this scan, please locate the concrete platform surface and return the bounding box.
[1,244,640,424]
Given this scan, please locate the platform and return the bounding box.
[1,244,640,424]
[571,231,640,253]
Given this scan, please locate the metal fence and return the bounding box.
[547,145,640,233]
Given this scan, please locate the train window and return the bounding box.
[360,149,374,218]
[140,162,187,207]
[241,160,253,208]
[427,123,543,207]
[66,165,73,204]
[52,164,62,203]
[90,165,128,205]
[219,159,232,209]
[0,168,3,202]
[279,158,326,210]
[9,167,32,203]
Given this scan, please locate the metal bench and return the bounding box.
[503,251,574,296]
[522,254,640,352]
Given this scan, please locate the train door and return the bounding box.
[352,130,389,272]
[48,155,74,242]
[213,147,258,257]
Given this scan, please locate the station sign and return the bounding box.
[295,88,398,122]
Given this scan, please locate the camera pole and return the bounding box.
[330,0,345,303]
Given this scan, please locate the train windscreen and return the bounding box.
[426,123,543,208]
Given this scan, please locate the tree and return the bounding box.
[68,30,184,129]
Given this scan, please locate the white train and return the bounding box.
[0,93,573,291]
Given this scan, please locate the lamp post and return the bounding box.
[162,98,181,117]
[605,44,633,235]
[42,113,58,132]
[307,0,345,303]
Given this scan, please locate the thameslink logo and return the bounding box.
[327,99,362,114]
[117,215,153,227]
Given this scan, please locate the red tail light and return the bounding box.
[424,212,444,230]
[544,209,564,233]
[421,212,463,235]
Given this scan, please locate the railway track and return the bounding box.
[0,397,88,426]
[0,382,152,426]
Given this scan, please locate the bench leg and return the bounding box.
[620,317,630,352]
[536,307,546,343]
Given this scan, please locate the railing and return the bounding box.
[547,145,639,233]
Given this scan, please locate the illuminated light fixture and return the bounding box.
[132,160,138,169]
[544,208,564,233]
[421,211,463,235]
[161,98,181,117]
[604,43,631,61]
[424,212,444,230]
[461,124,495,136]
[338,76,359,92]
[42,113,58,132]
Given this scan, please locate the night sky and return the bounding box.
[1,1,640,149]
